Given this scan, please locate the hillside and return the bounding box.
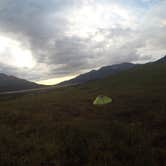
[85,55,166,91]
[0,73,42,92]
[59,63,136,86]
[59,56,166,87]
[0,56,165,165]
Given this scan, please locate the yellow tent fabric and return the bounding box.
[93,95,112,105]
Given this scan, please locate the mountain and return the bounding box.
[154,55,166,63]
[59,63,137,86]
[85,55,166,91]
[58,55,166,87]
[0,56,166,165]
[0,73,41,92]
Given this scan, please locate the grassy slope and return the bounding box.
[86,62,166,90]
[0,62,166,165]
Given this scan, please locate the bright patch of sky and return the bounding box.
[0,35,36,69]
[0,0,165,84]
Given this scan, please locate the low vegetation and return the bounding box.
[0,62,166,165]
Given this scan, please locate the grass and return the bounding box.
[0,62,166,165]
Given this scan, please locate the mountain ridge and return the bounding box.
[0,73,42,92]
[84,55,166,92]
[58,55,166,86]
[58,62,137,86]
[154,55,166,63]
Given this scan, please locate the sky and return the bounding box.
[0,0,165,85]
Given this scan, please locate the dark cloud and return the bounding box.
[0,0,165,82]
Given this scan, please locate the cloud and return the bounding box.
[0,0,165,82]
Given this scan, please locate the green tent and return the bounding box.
[93,95,112,105]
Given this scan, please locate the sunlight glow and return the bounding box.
[37,75,77,85]
[0,35,35,69]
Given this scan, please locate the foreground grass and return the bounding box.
[0,84,166,166]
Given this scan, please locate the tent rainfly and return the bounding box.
[93,95,112,105]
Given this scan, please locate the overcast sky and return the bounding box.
[0,0,165,84]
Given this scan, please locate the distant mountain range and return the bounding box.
[85,55,166,91]
[0,55,165,92]
[59,63,137,86]
[58,56,166,86]
[0,74,41,92]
